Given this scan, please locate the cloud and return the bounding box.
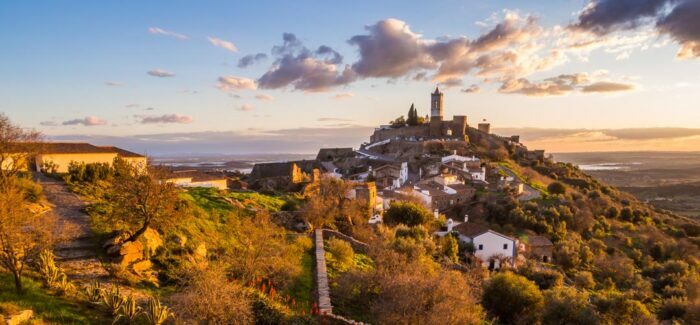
[495,127,700,153]
[125,104,140,108]
[239,103,254,112]
[349,19,435,78]
[318,117,352,122]
[569,0,700,59]
[255,94,274,101]
[657,0,700,59]
[148,27,188,40]
[238,53,268,68]
[207,36,238,52]
[62,116,107,126]
[572,0,673,35]
[332,92,353,100]
[258,33,357,92]
[581,81,634,93]
[217,76,257,91]
[48,126,375,155]
[500,72,633,96]
[136,114,193,124]
[461,84,481,93]
[440,78,462,88]
[104,81,123,87]
[40,121,58,126]
[147,69,176,77]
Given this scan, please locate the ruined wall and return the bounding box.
[370,125,430,143]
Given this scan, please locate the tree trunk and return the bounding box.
[13,270,23,295]
[126,221,150,243]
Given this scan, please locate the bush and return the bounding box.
[659,297,687,320]
[383,201,432,227]
[326,238,354,272]
[547,182,566,195]
[482,272,543,324]
[542,287,599,325]
[574,271,596,289]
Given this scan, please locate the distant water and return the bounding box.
[578,162,641,171]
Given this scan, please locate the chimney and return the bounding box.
[434,209,439,219]
[464,214,469,223]
[453,150,457,155]
[447,218,454,232]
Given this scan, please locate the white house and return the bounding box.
[451,222,517,269]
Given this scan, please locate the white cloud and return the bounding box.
[332,92,354,100]
[147,69,176,77]
[104,81,124,87]
[148,27,188,40]
[136,114,193,124]
[62,116,108,126]
[255,94,274,101]
[207,36,238,52]
[217,76,257,91]
[239,104,254,112]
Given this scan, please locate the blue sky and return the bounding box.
[1,0,699,154]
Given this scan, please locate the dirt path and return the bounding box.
[35,173,147,299]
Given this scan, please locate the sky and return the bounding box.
[1,0,699,155]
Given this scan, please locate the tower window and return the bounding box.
[503,243,508,249]
[478,244,483,250]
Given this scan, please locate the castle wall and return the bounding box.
[370,125,430,143]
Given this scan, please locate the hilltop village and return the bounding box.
[248,87,548,267]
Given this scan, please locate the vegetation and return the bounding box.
[482,272,543,324]
[383,201,433,226]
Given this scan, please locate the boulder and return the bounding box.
[131,260,153,276]
[113,241,144,266]
[141,228,163,256]
[6,310,33,325]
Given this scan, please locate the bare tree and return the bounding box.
[0,180,55,294]
[0,113,42,185]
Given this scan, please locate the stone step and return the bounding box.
[55,248,96,261]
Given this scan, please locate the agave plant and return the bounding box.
[142,297,173,325]
[83,280,104,305]
[114,295,141,324]
[37,249,61,287]
[55,273,76,296]
[102,286,126,316]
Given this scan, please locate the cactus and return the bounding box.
[55,273,76,296]
[114,295,141,324]
[142,297,173,325]
[37,249,61,287]
[83,281,104,304]
[102,286,126,316]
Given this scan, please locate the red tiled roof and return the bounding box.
[453,222,489,237]
[527,235,553,247]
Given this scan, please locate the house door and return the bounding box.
[543,255,549,263]
[488,259,495,270]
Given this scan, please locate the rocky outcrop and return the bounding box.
[4,310,33,325]
[141,227,163,256]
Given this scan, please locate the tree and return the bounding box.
[542,287,599,324]
[0,114,42,186]
[383,201,433,227]
[0,180,55,294]
[224,212,307,288]
[482,272,544,324]
[302,176,367,230]
[109,159,184,242]
[547,181,566,195]
[389,116,406,128]
[407,104,420,126]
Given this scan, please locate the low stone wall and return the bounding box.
[314,229,333,315]
[321,229,369,254]
[313,229,371,324]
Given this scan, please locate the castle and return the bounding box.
[369,87,468,143]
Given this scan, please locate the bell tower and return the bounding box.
[430,86,444,121]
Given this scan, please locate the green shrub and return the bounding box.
[547,182,566,195]
[326,238,354,272]
[383,201,432,226]
[482,272,543,324]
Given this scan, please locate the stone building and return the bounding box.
[369,87,468,143]
[248,160,319,191]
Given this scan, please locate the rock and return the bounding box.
[103,231,131,249]
[112,241,144,266]
[172,234,187,248]
[131,260,152,275]
[194,243,207,259]
[141,227,163,256]
[6,310,33,325]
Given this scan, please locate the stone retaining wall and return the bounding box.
[314,229,333,315]
[321,229,369,254]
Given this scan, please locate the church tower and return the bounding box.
[430,86,444,121]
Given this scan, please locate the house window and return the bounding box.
[503,243,508,249]
[478,244,483,250]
